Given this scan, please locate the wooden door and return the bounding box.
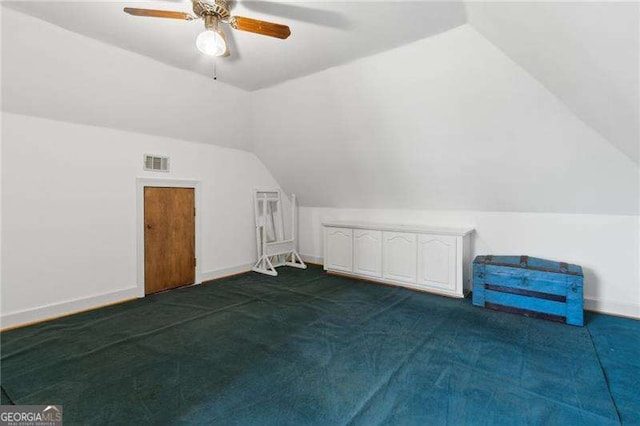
[144,187,195,294]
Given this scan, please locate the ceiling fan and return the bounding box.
[123,0,291,57]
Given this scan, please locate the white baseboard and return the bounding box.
[201,263,254,282]
[297,254,640,319]
[1,263,251,331]
[584,297,640,319]
[1,287,139,331]
[300,254,324,265]
[3,266,635,331]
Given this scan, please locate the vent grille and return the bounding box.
[144,155,169,172]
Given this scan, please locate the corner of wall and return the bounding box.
[465,6,639,165]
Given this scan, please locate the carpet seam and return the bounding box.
[587,324,622,424]
[1,386,15,405]
[1,298,261,382]
[345,318,446,425]
[1,267,632,424]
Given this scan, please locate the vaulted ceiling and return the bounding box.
[466,1,639,163]
[2,1,639,215]
[3,1,467,91]
[1,6,253,149]
[252,25,639,215]
[4,1,637,165]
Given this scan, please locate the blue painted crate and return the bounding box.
[472,255,584,326]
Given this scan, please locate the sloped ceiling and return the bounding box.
[2,1,638,216]
[4,1,467,91]
[252,25,639,215]
[466,1,640,163]
[3,2,637,161]
[1,7,252,150]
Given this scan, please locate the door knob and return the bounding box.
[146,224,152,230]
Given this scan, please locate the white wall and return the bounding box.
[250,24,640,318]
[299,207,640,318]
[1,12,638,327]
[0,113,282,328]
[252,25,638,215]
[1,7,251,151]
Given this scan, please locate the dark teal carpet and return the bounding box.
[1,265,638,425]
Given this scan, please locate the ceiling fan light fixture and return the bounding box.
[124,1,291,59]
[196,29,226,56]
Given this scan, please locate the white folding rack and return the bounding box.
[252,188,306,276]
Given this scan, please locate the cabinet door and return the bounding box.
[383,232,417,283]
[418,234,457,291]
[354,230,382,278]
[325,227,353,272]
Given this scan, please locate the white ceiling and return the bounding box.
[2,6,253,150]
[252,25,639,215]
[3,1,638,169]
[467,1,640,163]
[4,1,467,91]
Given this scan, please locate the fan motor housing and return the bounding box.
[193,0,231,21]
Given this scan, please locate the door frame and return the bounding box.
[136,178,202,298]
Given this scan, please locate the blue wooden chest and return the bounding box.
[472,255,584,326]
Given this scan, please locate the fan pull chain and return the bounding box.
[213,59,218,81]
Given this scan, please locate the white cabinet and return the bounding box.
[418,234,457,292]
[354,230,382,278]
[383,232,417,284]
[322,221,473,298]
[324,227,353,272]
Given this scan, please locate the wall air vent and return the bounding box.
[144,154,170,172]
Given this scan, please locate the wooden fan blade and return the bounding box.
[219,28,231,57]
[123,7,196,21]
[229,16,290,39]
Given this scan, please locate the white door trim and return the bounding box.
[136,178,202,298]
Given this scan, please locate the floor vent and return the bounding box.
[144,155,169,172]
